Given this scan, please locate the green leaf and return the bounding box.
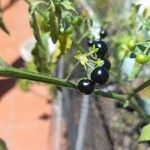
[32,39,51,74]
[138,16,150,30]
[61,0,77,14]
[18,79,30,91]
[52,33,72,62]
[28,1,39,13]
[0,138,7,150]
[29,6,46,50]
[48,1,61,43]
[139,124,150,142]
[49,12,59,43]
[137,44,147,52]
[128,63,141,81]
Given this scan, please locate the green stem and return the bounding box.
[65,61,79,81]
[144,44,150,55]
[136,41,150,45]
[94,90,127,102]
[134,79,150,93]
[0,66,127,101]
[125,79,150,123]
[0,67,77,89]
[76,31,90,44]
[129,79,150,97]
[95,88,150,123]
[129,98,150,123]
[86,63,94,70]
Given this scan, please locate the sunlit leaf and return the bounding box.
[52,33,72,62]
[32,40,51,73]
[138,16,150,30]
[48,1,61,43]
[29,10,46,50]
[139,124,150,142]
[61,0,77,14]
[49,12,60,43]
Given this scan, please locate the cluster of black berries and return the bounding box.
[78,29,111,95]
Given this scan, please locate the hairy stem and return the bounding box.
[0,66,127,101]
[0,67,77,89]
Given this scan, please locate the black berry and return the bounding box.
[88,39,93,47]
[101,58,111,70]
[88,38,94,47]
[100,29,107,39]
[91,67,109,85]
[94,40,108,58]
[78,79,95,95]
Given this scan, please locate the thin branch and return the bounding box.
[0,66,127,101]
[94,89,127,102]
[128,79,150,98]
[129,98,150,123]
[0,67,77,89]
[65,61,79,81]
[133,79,150,94]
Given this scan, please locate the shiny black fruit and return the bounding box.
[100,29,107,39]
[88,38,94,47]
[91,67,109,85]
[101,58,111,70]
[94,40,108,58]
[78,79,95,95]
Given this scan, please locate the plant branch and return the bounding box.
[129,98,150,123]
[94,90,127,102]
[133,79,150,94]
[129,79,150,98]
[0,66,127,102]
[0,67,77,89]
[65,61,79,81]
[124,79,150,123]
